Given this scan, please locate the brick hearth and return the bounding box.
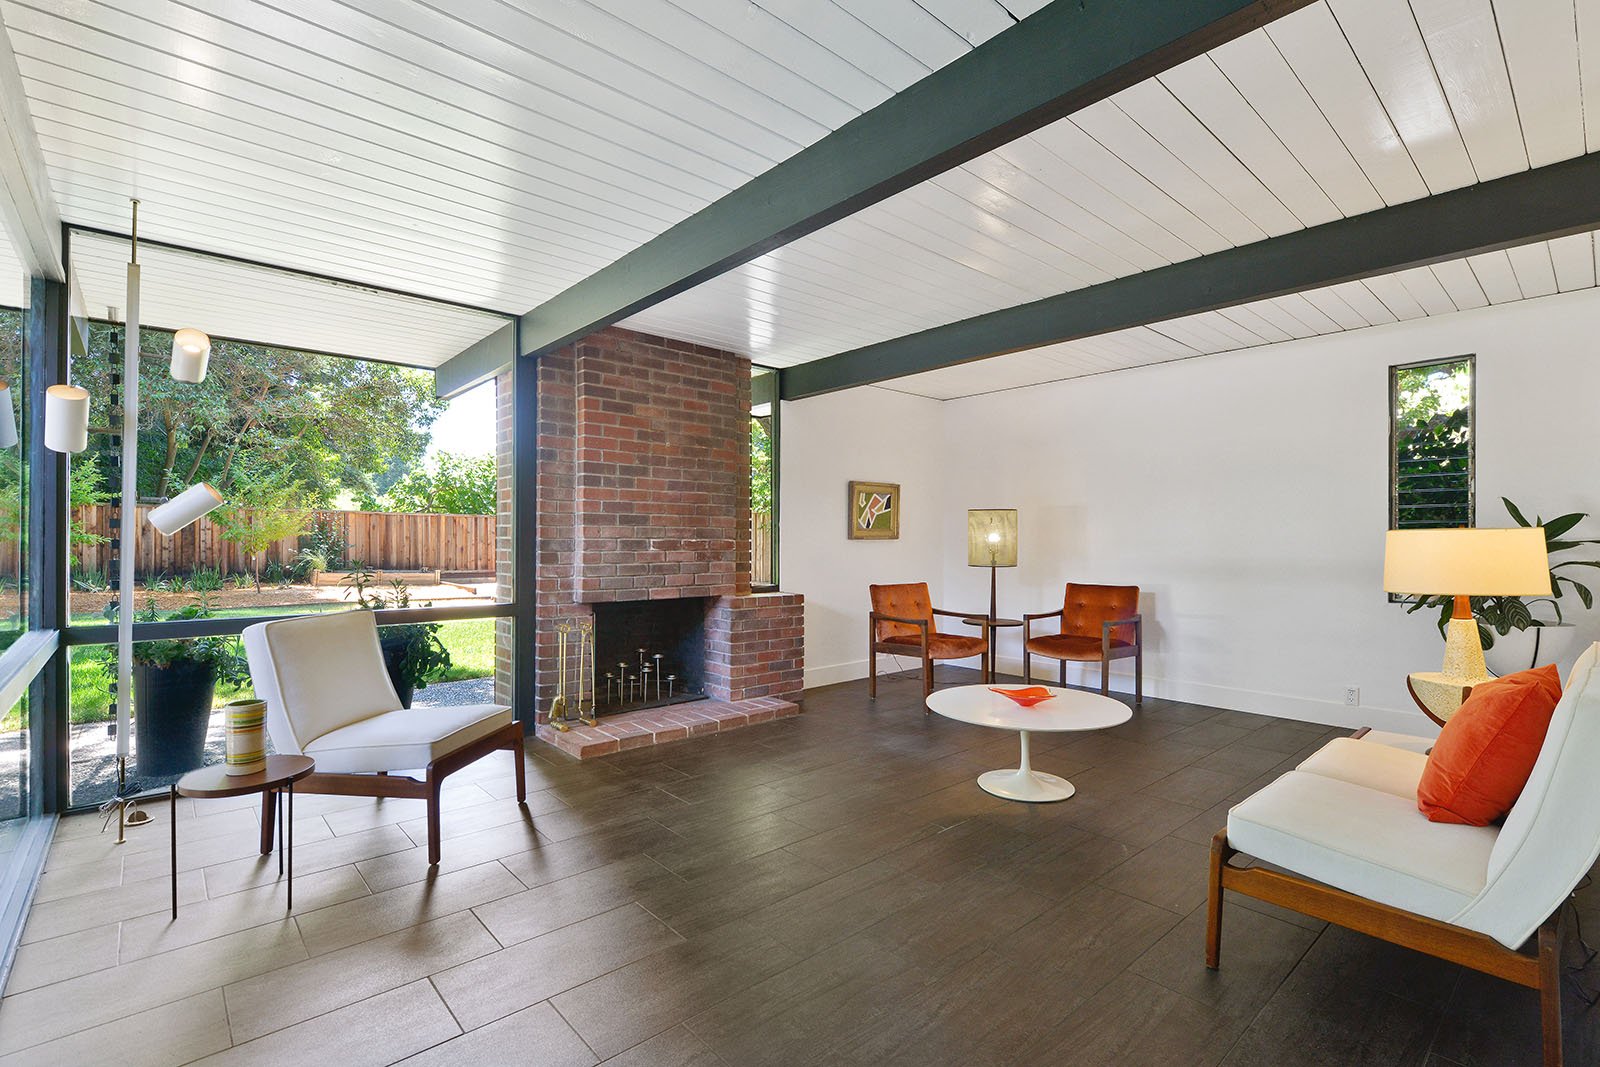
[496,326,804,756]
[535,696,800,759]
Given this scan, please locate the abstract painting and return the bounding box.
[848,481,900,540]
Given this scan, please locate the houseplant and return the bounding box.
[118,596,248,777]
[343,563,451,707]
[1407,497,1600,671]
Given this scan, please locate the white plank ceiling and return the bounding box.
[67,231,509,368]
[877,231,1600,400]
[2,0,1597,385]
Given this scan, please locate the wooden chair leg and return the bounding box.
[1022,647,1031,685]
[511,729,527,803]
[922,650,933,700]
[869,628,878,701]
[425,769,443,866]
[1058,659,1066,687]
[259,790,276,856]
[1206,831,1227,969]
[1100,652,1111,697]
[1539,916,1565,1067]
[1135,643,1144,705]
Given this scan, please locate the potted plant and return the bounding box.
[1407,497,1600,673]
[117,596,248,777]
[343,563,451,707]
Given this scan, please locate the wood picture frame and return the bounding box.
[848,481,900,540]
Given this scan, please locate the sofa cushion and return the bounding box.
[1297,737,1427,799]
[879,633,987,660]
[1227,770,1497,922]
[303,703,512,774]
[1417,665,1562,825]
[1354,730,1437,756]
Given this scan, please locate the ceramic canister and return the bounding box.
[224,698,267,775]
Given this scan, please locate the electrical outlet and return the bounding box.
[1344,686,1360,707]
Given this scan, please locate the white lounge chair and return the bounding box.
[1209,642,1600,1067]
[242,611,525,865]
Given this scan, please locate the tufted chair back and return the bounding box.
[870,583,937,642]
[1062,584,1140,645]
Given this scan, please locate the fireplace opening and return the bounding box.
[592,597,709,715]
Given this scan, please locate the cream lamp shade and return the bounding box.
[170,328,211,383]
[1383,528,1551,597]
[967,509,1019,568]
[148,482,224,535]
[0,381,17,449]
[43,384,90,454]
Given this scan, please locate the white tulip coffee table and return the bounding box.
[925,685,1132,802]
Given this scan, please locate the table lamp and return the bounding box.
[1384,527,1550,718]
[967,509,1018,622]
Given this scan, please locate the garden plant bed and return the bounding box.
[70,579,494,619]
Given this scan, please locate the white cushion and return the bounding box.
[1227,770,1497,923]
[1355,730,1437,756]
[242,612,402,752]
[1296,737,1427,799]
[303,703,513,774]
[1452,642,1600,948]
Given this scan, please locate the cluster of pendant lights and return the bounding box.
[42,326,211,454]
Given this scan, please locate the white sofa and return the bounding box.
[1208,642,1600,1067]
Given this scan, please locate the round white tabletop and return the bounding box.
[926,685,1132,802]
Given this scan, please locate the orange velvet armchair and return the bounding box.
[868,582,990,701]
[1023,583,1142,704]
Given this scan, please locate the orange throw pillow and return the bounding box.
[1417,664,1562,825]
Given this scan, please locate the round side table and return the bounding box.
[171,755,315,920]
[962,617,1022,682]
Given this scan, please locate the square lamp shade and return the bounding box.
[1384,527,1550,689]
[968,509,1018,568]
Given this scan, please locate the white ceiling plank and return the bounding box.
[1409,0,1528,181]
[1068,98,1264,249]
[1494,0,1586,168]
[1269,292,1344,334]
[752,0,933,87]
[1360,274,1429,320]
[1326,0,1477,192]
[1216,303,1293,344]
[1298,284,1373,329]
[1505,241,1560,298]
[1146,314,1235,354]
[1323,280,1398,324]
[832,0,970,70]
[1107,78,1302,238]
[893,0,1016,48]
[1427,259,1489,310]
[1264,4,1429,207]
[0,0,61,277]
[1466,250,1525,303]
[1547,232,1597,291]
[1391,265,1457,315]
[1157,55,1342,227]
[1242,296,1319,338]
[1208,31,1383,217]
[1579,0,1600,152]
[1191,308,1268,348]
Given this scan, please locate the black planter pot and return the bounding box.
[133,658,218,778]
[379,632,417,709]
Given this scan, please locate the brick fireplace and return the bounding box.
[495,327,803,758]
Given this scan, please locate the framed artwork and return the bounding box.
[849,481,900,540]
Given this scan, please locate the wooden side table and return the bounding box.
[1406,672,1476,727]
[171,755,315,920]
[962,617,1022,683]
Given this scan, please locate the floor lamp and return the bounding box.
[967,509,1018,621]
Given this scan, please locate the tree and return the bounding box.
[73,323,447,508]
[383,452,497,515]
[213,464,310,591]
[751,416,773,513]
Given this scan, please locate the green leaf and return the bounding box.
[1541,513,1586,540]
[1503,497,1532,527]
[1552,560,1600,570]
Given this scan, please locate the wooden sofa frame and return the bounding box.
[1207,827,1570,1066]
[259,720,526,866]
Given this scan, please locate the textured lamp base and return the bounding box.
[1441,616,1492,683]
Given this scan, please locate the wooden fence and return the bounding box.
[752,510,773,586]
[70,507,497,578]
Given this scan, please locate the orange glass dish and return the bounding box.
[989,686,1055,708]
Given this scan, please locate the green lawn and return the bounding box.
[42,616,498,731]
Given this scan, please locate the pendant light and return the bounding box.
[148,481,225,535]
[170,328,211,383]
[43,384,89,453]
[0,381,17,449]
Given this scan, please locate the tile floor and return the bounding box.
[1,666,1596,1066]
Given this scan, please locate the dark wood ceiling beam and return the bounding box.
[779,151,1600,400]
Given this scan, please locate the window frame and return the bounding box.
[1388,354,1476,532]
[751,366,779,593]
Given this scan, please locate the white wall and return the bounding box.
[781,287,1600,734]
[778,386,947,686]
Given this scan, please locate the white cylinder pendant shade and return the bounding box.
[0,382,17,449]
[44,384,90,454]
[149,482,225,535]
[170,328,211,383]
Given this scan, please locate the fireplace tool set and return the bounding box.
[547,620,597,732]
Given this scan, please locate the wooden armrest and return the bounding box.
[931,607,986,620]
[870,612,929,646]
[1023,609,1064,622]
[1102,614,1142,632]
